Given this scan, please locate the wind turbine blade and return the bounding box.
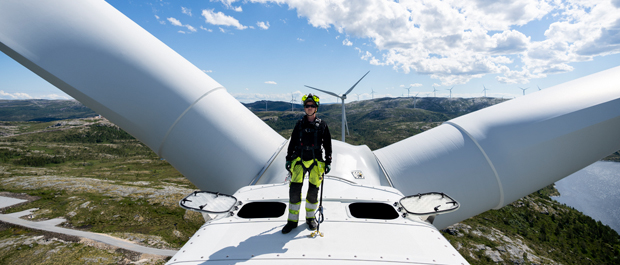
[304,85,340,98]
[374,65,620,229]
[0,0,284,195]
[344,70,370,96]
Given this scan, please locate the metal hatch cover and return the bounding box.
[399,192,459,216]
[179,191,238,214]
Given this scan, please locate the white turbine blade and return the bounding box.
[304,85,340,98]
[374,66,620,229]
[0,1,284,194]
[344,70,370,96]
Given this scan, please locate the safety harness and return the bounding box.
[296,117,323,175]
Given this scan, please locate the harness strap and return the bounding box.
[299,159,318,174]
[298,117,323,160]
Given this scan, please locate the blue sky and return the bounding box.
[1,0,620,103]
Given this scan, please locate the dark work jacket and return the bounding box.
[286,115,332,165]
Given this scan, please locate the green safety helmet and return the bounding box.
[302,93,320,108]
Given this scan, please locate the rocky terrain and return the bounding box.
[0,99,618,264]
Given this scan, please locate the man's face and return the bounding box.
[304,102,317,115]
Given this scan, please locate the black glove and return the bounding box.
[286,160,292,171]
[325,165,331,174]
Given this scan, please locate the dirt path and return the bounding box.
[0,196,178,257]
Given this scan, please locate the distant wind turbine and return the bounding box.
[447,86,455,99]
[432,86,439,97]
[413,92,420,109]
[519,87,529,95]
[305,71,370,142]
[290,94,295,111]
[538,85,542,91]
[482,85,489,97]
[371,88,376,99]
[404,86,412,97]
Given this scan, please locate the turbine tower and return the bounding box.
[371,88,376,99]
[290,94,295,111]
[404,86,412,97]
[305,71,370,142]
[447,86,455,99]
[519,87,529,95]
[482,85,489,97]
[433,86,439,97]
[413,92,420,109]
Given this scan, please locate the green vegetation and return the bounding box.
[0,99,96,122]
[3,189,202,248]
[442,185,620,264]
[0,118,200,265]
[0,98,619,264]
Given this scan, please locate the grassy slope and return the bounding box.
[0,120,203,265]
[0,98,618,264]
[0,100,97,122]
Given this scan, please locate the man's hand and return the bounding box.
[286,160,292,171]
[325,165,331,174]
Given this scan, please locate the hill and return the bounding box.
[0,100,98,122]
[253,97,507,149]
[0,98,619,264]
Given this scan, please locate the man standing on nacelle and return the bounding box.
[283,93,332,234]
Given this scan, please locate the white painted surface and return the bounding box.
[375,65,620,229]
[168,178,468,264]
[0,0,284,195]
[256,140,390,187]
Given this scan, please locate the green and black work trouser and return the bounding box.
[288,157,325,223]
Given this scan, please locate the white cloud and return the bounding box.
[342,39,352,46]
[409,83,423,87]
[202,9,247,30]
[200,26,213,32]
[212,0,243,12]
[257,21,270,30]
[182,7,192,16]
[219,27,227,33]
[202,69,213,73]
[265,81,277,85]
[41,94,70,100]
[167,17,183,27]
[232,91,307,103]
[248,0,620,85]
[361,51,372,60]
[297,38,305,42]
[0,90,33,99]
[167,17,197,32]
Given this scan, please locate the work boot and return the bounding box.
[282,221,298,234]
[306,218,318,231]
